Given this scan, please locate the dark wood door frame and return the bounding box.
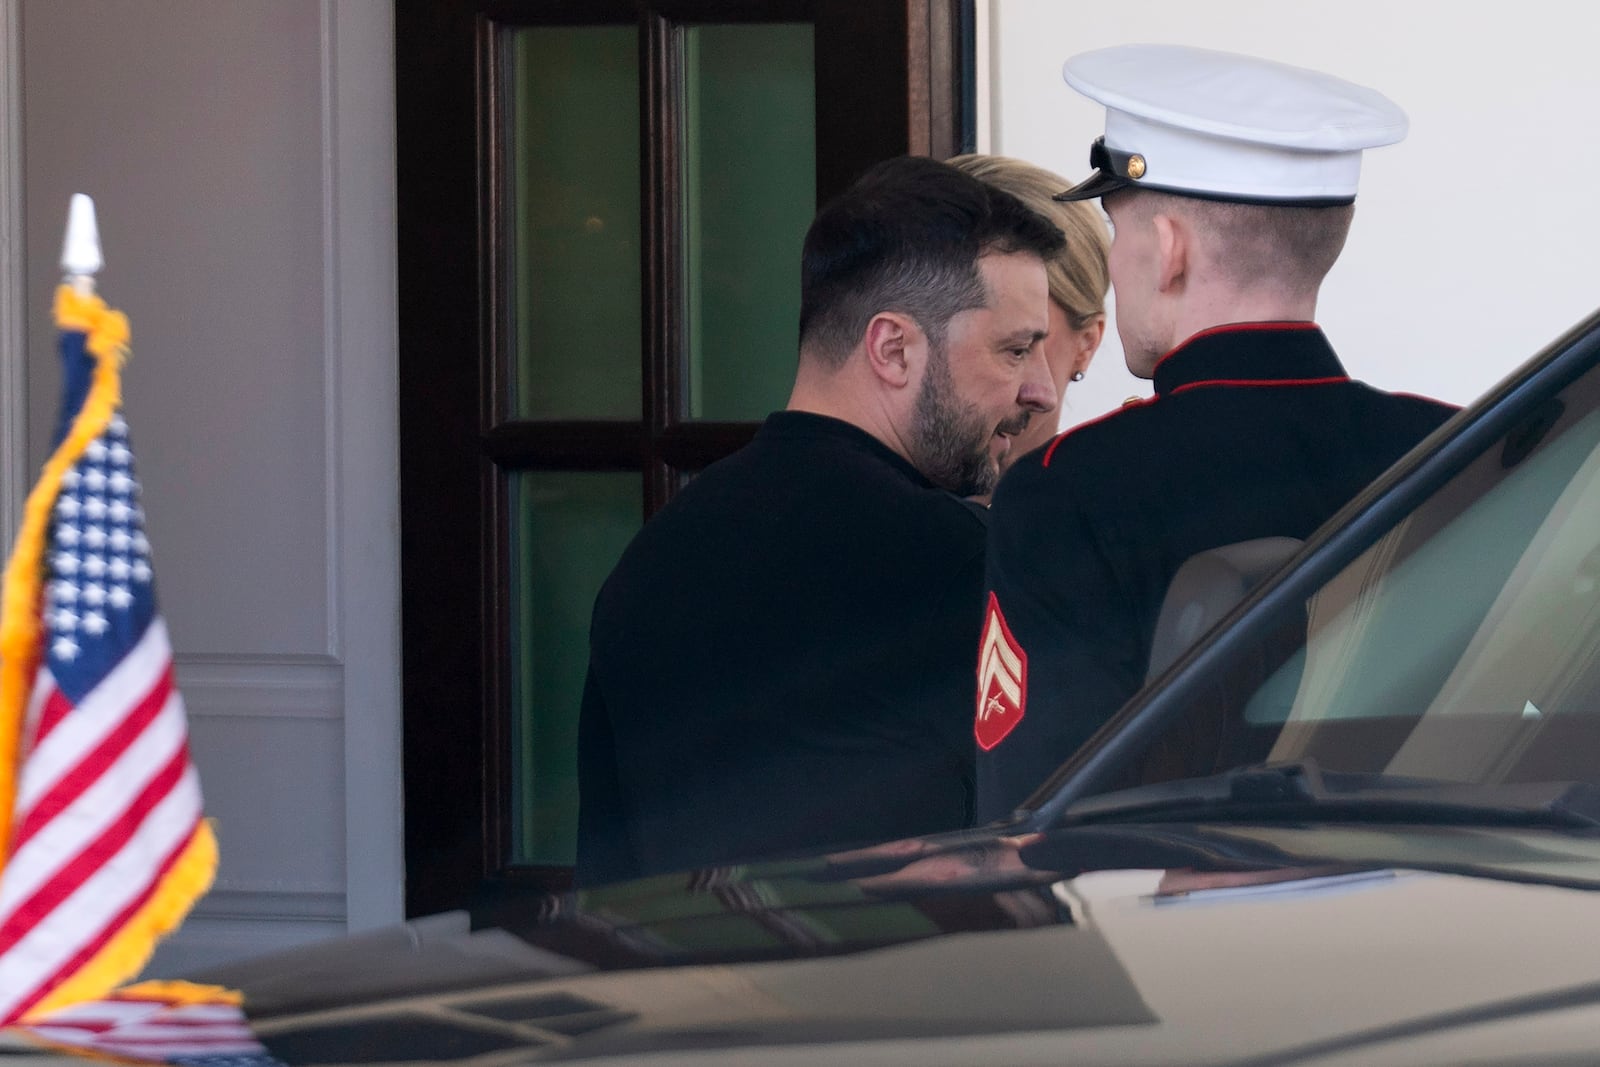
[396,0,974,919]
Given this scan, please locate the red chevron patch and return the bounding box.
[975,592,1027,751]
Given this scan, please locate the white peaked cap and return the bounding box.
[1054,45,1408,205]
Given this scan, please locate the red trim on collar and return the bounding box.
[1151,321,1321,376]
[1042,395,1159,467]
[1168,375,1348,397]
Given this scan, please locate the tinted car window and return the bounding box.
[1105,358,1600,792]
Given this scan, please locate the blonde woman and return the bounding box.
[948,153,1109,470]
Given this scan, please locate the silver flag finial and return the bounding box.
[60,193,104,278]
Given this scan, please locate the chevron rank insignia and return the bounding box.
[975,592,1027,751]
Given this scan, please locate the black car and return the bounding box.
[37,306,1600,1065]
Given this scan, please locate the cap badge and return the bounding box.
[1126,153,1147,180]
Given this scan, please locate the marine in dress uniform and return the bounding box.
[974,45,1459,821]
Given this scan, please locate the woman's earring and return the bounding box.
[1071,370,1086,382]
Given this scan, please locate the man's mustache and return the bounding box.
[996,411,1032,437]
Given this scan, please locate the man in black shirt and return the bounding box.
[578,157,1066,885]
[975,46,1459,821]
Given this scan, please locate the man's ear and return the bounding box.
[863,312,920,388]
[1152,212,1187,293]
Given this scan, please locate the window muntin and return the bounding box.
[497,19,818,868]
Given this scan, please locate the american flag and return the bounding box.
[8,981,279,1065]
[0,283,216,1024]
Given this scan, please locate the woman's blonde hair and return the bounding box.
[947,153,1110,329]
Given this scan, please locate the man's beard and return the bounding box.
[908,343,1029,498]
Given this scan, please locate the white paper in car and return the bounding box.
[1148,868,1405,908]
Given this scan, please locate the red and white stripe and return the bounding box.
[21,995,264,1060]
[0,619,203,1023]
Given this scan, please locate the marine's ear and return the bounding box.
[1152,212,1187,293]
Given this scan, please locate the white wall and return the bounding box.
[985,0,1600,430]
[14,0,401,972]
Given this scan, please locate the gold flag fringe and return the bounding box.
[0,284,218,1022]
[0,284,127,873]
[21,822,219,1021]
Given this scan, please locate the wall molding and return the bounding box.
[146,888,347,979]
[175,654,344,720]
[191,887,347,924]
[0,0,24,559]
[321,1,343,665]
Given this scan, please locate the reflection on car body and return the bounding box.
[187,824,1600,1065]
[21,307,1600,1065]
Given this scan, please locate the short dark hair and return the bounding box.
[1116,188,1355,293]
[798,156,1066,366]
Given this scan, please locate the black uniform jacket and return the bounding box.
[579,411,986,886]
[975,323,1458,822]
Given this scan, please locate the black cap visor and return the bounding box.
[1053,170,1132,202]
[1053,136,1138,202]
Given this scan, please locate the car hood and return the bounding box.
[174,821,1600,1064]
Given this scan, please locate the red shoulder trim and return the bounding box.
[1168,375,1348,397]
[1042,395,1158,467]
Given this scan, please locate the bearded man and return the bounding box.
[577,156,1064,885]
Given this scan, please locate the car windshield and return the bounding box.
[1082,349,1600,804]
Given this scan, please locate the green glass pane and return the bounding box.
[508,472,642,865]
[643,914,787,953]
[508,27,642,420]
[803,903,942,943]
[682,24,815,421]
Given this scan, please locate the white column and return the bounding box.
[322,0,404,931]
